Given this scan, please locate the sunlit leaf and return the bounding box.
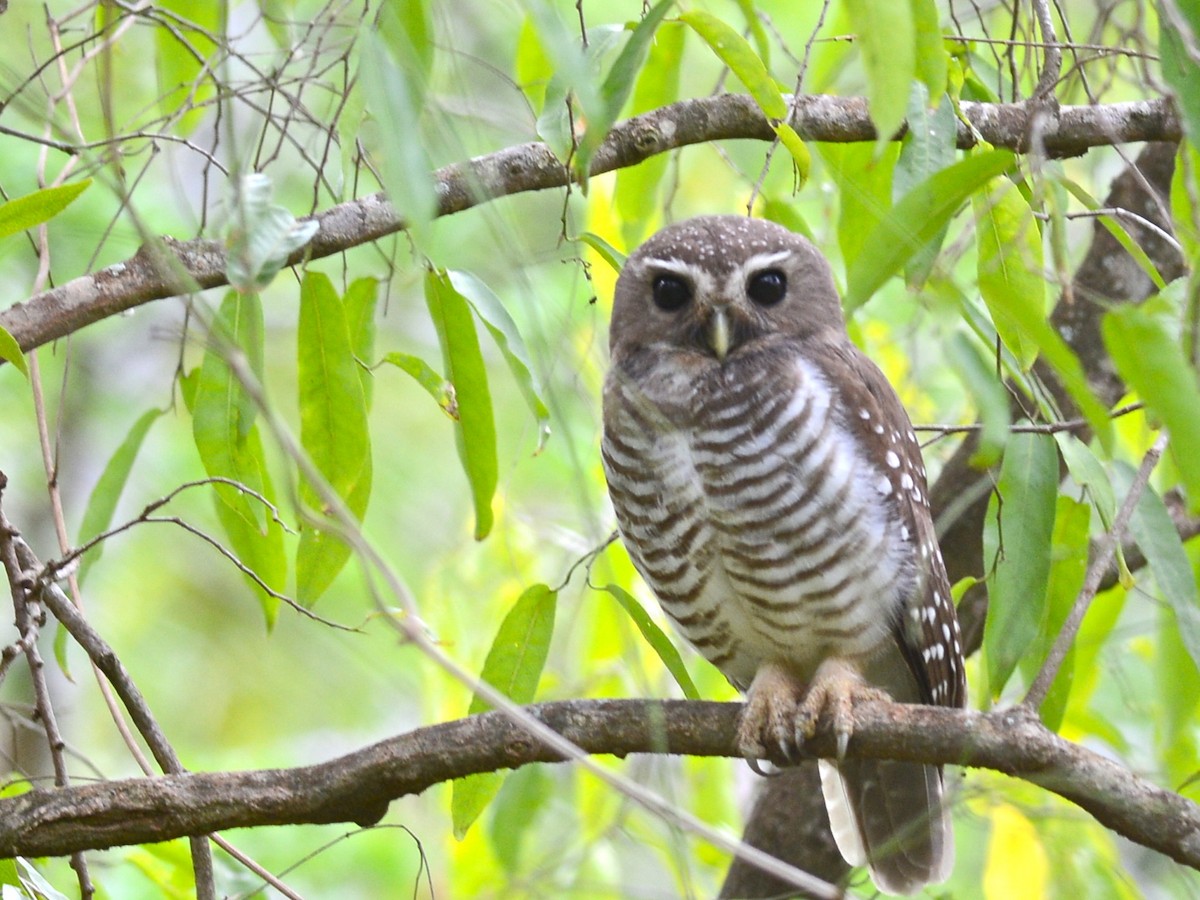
[577,231,626,273]
[602,583,699,700]
[575,0,675,179]
[453,584,557,837]
[225,174,319,292]
[381,352,456,418]
[844,0,915,148]
[425,269,497,539]
[983,429,1058,697]
[844,149,1016,309]
[0,181,91,240]
[0,325,28,378]
[681,11,786,119]
[77,407,163,584]
[296,272,372,606]
[1103,305,1200,510]
[774,123,812,186]
[449,271,551,453]
[974,177,1045,368]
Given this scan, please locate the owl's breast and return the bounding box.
[602,348,913,688]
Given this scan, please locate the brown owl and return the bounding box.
[601,215,965,895]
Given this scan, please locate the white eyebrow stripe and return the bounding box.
[641,257,698,277]
[742,250,792,271]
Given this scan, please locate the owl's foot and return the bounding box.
[736,662,805,770]
[794,658,891,761]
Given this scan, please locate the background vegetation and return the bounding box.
[0,0,1197,897]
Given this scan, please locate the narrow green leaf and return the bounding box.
[1113,462,1200,671]
[614,20,685,244]
[1055,433,1116,528]
[515,15,555,110]
[155,0,219,136]
[0,324,28,378]
[453,584,557,837]
[191,292,286,624]
[774,123,812,186]
[822,141,898,271]
[1103,305,1200,510]
[944,332,1009,466]
[681,11,786,119]
[895,84,956,287]
[343,277,379,408]
[359,31,437,241]
[377,0,434,81]
[77,407,164,584]
[488,764,551,873]
[983,429,1059,697]
[381,352,456,417]
[449,271,551,453]
[578,231,626,273]
[844,149,1016,309]
[844,0,915,147]
[575,0,675,178]
[602,584,699,700]
[0,181,91,240]
[973,176,1045,369]
[425,270,497,539]
[910,0,948,102]
[1023,496,1089,730]
[296,272,372,606]
[1158,606,1200,791]
[1161,1,1200,144]
[1063,177,1168,291]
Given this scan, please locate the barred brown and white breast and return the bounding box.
[601,215,965,895]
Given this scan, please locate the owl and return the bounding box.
[601,215,965,895]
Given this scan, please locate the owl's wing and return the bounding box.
[811,340,966,711]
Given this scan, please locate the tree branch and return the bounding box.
[0,699,1195,871]
[0,96,1180,358]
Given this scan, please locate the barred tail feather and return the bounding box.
[818,758,953,895]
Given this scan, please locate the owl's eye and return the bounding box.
[652,275,692,311]
[748,269,787,306]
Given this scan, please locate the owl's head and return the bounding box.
[609,215,845,361]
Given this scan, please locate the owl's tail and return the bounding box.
[818,757,953,896]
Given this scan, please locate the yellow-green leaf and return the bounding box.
[296,272,372,605]
[381,352,456,418]
[453,584,557,837]
[0,324,28,378]
[844,0,915,147]
[681,11,786,119]
[0,181,91,240]
[602,584,699,700]
[425,269,497,539]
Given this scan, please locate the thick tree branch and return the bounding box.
[0,699,1196,871]
[0,96,1180,357]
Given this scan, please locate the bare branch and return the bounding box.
[0,96,1181,359]
[0,699,1195,872]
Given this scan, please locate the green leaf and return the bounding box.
[774,123,812,186]
[895,84,956,287]
[577,231,626,272]
[488,764,551,873]
[1055,433,1116,528]
[1160,1,1200,145]
[1024,495,1089,729]
[1113,462,1200,672]
[424,270,498,539]
[983,429,1059,697]
[448,271,551,453]
[844,149,1016,309]
[910,0,948,102]
[343,277,379,408]
[359,31,438,241]
[0,181,91,240]
[190,292,286,624]
[296,272,372,606]
[973,176,1045,369]
[844,0,915,148]
[944,331,1009,466]
[225,174,319,292]
[1062,177,1167,291]
[822,141,898,271]
[453,584,557,837]
[1103,304,1200,511]
[602,583,699,700]
[681,11,786,119]
[77,407,164,585]
[155,0,219,136]
[380,352,456,417]
[614,20,685,245]
[0,324,28,378]
[575,0,675,179]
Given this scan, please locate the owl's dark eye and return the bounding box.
[748,269,787,306]
[652,275,692,311]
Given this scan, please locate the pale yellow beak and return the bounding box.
[708,307,730,361]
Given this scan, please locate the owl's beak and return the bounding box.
[708,307,731,360]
